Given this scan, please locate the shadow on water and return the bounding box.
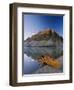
[23,46,63,75]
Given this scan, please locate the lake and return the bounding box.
[23,46,63,75]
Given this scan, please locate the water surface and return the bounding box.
[23,46,63,75]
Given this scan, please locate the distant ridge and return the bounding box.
[24,29,63,47]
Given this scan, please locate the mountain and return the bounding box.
[24,29,63,47]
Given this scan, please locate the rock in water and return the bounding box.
[38,55,61,69]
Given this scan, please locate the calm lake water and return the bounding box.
[23,46,63,75]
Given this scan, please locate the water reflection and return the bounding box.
[23,46,63,74]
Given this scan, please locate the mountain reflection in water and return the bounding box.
[23,46,63,75]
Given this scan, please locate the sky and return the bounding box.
[23,13,63,40]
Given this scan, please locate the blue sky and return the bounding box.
[23,14,63,40]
